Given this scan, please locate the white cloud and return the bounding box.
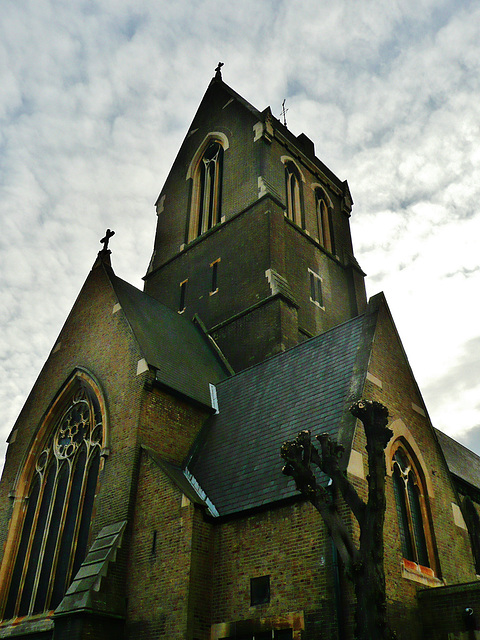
[1,0,480,473]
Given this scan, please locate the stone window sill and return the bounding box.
[401,559,445,587]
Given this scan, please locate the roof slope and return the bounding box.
[110,272,229,407]
[189,314,366,516]
[435,428,480,492]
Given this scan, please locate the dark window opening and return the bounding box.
[196,141,223,238]
[250,575,270,606]
[211,260,219,294]
[315,188,334,253]
[179,280,187,312]
[462,496,480,574]
[309,271,323,307]
[392,447,431,568]
[284,162,302,227]
[151,530,158,556]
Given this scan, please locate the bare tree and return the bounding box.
[281,399,396,640]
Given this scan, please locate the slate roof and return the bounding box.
[109,272,229,407]
[141,446,205,507]
[189,314,367,516]
[435,428,480,492]
[56,521,126,617]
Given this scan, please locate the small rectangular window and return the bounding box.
[308,270,324,308]
[250,575,270,606]
[151,529,157,556]
[210,258,220,295]
[179,279,188,313]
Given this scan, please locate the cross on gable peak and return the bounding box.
[100,229,115,252]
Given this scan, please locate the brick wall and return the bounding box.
[210,501,339,640]
[351,296,478,639]
[126,449,206,640]
[139,383,210,466]
[418,581,480,639]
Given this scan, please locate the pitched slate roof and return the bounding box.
[56,521,126,617]
[109,271,229,407]
[189,314,367,516]
[435,428,480,492]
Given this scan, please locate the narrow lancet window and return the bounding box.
[315,188,334,253]
[309,269,324,308]
[285,161,302,226]
[192,141,223,239]
[210,259,220,295]
[179,280,187,313]
[392,447,431,568]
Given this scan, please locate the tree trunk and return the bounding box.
[280,400,395,640]
[353,566,390,640]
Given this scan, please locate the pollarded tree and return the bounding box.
[280,399,396,640]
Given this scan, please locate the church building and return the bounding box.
[1,69,480,640]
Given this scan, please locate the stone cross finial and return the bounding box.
[215,62,224,79]
[100,229,115,252]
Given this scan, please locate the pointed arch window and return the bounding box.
[392,446,431,568]
[284,161,303,227]
[189,140,224,240]
[1,378,104,620]
[314,188,334,253]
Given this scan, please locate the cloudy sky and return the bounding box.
[1,0,480,472]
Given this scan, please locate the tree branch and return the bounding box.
[316,433,366,525]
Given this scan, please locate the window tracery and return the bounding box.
[2,381,103,619]
[391,444,432,569]
[189,140,224,241]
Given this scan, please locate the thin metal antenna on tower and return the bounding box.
[281,99,288,127]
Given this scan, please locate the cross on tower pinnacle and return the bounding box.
[100,229,115,252]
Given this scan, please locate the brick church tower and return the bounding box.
[143,70,367,371]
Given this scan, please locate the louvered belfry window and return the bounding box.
[314,188,334,253]
[196,141,223,237]
[284,161,302,227]
[3,383,103,619]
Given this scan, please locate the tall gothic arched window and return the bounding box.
[314,187,334,253]
[190,140,223,240]
[2,377,104,619]
[284,161,302,227]
[392,446,431,568]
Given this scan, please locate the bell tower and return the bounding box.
[143,72,366,372]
